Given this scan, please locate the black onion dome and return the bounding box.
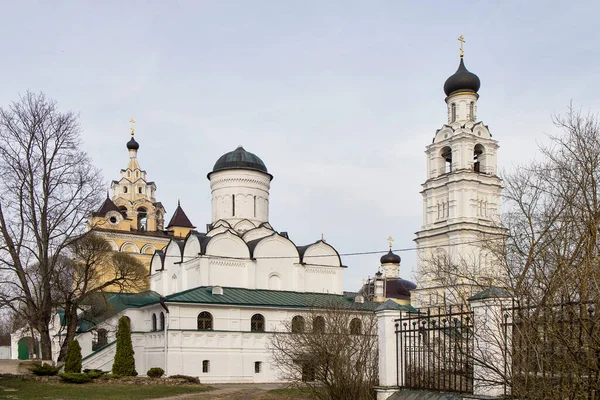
[380,249,401,264]
[385,278,417,300]
[443,58,481,97]
[127,137,139,150]
[210,146,272,179]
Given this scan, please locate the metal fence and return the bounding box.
[504,300,600,399]
[395,306,474,394]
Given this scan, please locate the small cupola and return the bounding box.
[380,237,400,279]
[443,58,481,97]
[380,249,401,265]
[127,137,139,150]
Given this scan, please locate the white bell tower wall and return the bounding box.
[414,89,505,308]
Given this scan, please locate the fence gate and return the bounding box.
[395,306,474,394]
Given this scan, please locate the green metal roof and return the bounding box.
[467,287,512,302]
[165,286,379,311]
[210,146,271,179]
[78,291,161,332]
[375,299,417,313]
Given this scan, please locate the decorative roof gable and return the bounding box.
[166,201,195,229]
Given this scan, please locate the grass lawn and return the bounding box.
[0,376,213,400]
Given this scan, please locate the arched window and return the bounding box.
[251,314,265,332]
[197,312,213,331]
[474,144,484,173]
[291,316,305,333]
[138,187,143,194]
[160,312,165,331]
[441,147,452,174]
[451,103,457,122]
[123,186,128,194]
[302,362,316,382]
[152,314,157,331]
[137,207,148,231]
[232,195,236,216]
[313,316,325,333]
[97,328,108,347]
[350,318,362,335]
[469,101,475,121]
[124,316,132,330]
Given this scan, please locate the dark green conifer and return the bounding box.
[112,317,137,376]
[64,339,82,373]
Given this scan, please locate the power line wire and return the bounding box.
[149,234,508,262]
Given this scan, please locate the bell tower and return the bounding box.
[413,41,504,308]
[107,120,166,232]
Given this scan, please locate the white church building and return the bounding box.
[67,145,378,383]
[12,47,505,386]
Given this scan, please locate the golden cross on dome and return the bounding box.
[129,118,135,136]
[458,35,465,58]
[387,236,394,249]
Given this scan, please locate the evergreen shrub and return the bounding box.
[85,370,104,379]
[147,367,165,378]
[59,372,92,384]
[169,374,200,384]
[98,374,121,380]
[30,363,60,376]
[64,339,82,373]
[112,316,137,376]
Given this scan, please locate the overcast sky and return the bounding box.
[1,1,599,291]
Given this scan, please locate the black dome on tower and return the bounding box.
[443,58,481,97]
[380,249,401,264]
[127,137,139,150]
[210,146,272,179]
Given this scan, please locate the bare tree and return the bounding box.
[0,92,103,359]
[270,303,378,400]
[53,234,147,361]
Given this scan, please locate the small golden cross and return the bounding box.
[387,236,394,249]
[129,118,135,136]
[458,35,465,58]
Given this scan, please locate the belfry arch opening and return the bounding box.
[137,207,148,231]
[473,144,485,173]
[440,146,452,174]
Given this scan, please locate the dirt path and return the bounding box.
[160,383,287,400]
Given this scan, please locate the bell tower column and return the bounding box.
[413,39,505,309]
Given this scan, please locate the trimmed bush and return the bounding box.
[30,363,60,376]
[85,370,105,379]
[59,372,92,384]
[112,316,137,376]
[169,374,200,384]
[147,367,165,378]
[83,368,104,374]
[64,339,82,373]
[98,374,121,380]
